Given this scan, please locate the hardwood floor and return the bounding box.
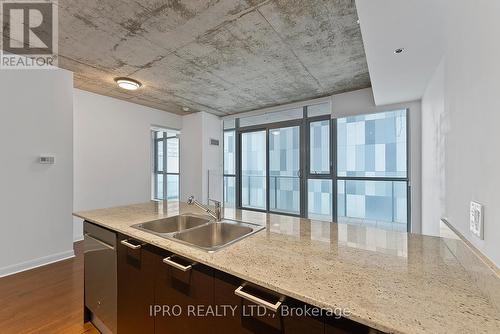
[0,241,99,334]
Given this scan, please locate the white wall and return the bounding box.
[332,88,422,233]
[73,90,182,240]
[202,112,223,204]
[421,0,500,266]
[0,69,74,277]
[180,113,203,202]
[421,59,446,236]
[180,112,223,205]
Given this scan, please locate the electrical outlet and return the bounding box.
[470,201,483,239]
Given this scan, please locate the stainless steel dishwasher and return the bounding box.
[84,221,117,334]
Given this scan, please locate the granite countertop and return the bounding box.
[74,201,500,334]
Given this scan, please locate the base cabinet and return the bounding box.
[117,235,156,334]
[214,272,283,334]
[325,318,383,334]
[115,236,384,334]
[154,251,214,334]
[282,300,324,334]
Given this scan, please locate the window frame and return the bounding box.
[223,126,237,207]
[304,113,335,221]
[236,114,305,217]
[153,129,180,201]
[224,106,411,231]
[335,109,411,228]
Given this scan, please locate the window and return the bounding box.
[307,102,330,118]
[306,113,333,221]
[239,108,303,127]
[223,103,410,231]
[337,110,407,178]
[269,126,300,215]
[153,129,179,201]
[223,128,236,207]
[241,130,267,210]
[309,120,331,175]
[307,179,332,221]
[336,110,408,231]
[337,180,407,225]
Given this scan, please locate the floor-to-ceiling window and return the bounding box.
[306,103,333,221]
[336,110,408,231]
[223,103,410,231]
[241,130,267,210]
[153,129,180,201]
[269,125,300,215]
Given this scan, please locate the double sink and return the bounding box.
[132,214,265,252]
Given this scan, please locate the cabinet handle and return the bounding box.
[163,256,193,272]
[235,285,284,312]
[120,239,142,250]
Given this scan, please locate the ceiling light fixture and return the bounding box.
[114,77,142,90]
[394,48,405,54]
[182,107,190,112]
[271,130,280,136]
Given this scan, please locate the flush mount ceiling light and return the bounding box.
[182,106,190,112]
[114,77,142,90]
[394,48,405,54]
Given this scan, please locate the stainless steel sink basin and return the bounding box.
[173,220,265,252]
[133,215,265,252]
[133,214,210,235]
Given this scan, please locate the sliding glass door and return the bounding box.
[239,125,303,215]
[269,126,301,215]
[241,130,267,210]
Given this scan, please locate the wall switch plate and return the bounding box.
[470,201,484,239]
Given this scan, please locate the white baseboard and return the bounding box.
[0,249,75,278]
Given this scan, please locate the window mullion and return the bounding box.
[163,134,167,200]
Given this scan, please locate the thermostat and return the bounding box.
[39,156,55,164]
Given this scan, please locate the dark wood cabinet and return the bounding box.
[213,271,322,334]
[154,251,214,334]
[117,235,157,334]
[282,299,324,334]
[114,235,384,334]
[325,317,384,334]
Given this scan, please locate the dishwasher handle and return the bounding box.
[85,233,115,250]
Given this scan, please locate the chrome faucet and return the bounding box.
[187,196,222,222]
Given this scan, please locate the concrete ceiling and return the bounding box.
[355,0,445,106]
[57,0,370,115]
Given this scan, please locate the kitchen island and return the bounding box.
[75,201,500,334]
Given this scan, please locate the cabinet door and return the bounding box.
[282,300,324,334]
[155,253,214,334]
[214,272,285,334]
[117,235,156,334]
[325,317,383,334]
